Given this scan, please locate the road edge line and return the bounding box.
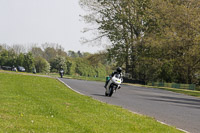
[57,78,84,95]
[156,120,189,133]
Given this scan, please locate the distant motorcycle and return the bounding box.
[105,74,122,97]
[59,70,64,78]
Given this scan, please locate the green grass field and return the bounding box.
[0,72,183,133]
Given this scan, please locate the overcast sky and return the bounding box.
[0,0,104,53]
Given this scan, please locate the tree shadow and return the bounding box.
[145,96,200,109]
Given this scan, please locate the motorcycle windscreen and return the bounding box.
[115,74,121,78]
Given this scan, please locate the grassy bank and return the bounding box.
[0,72,182,133]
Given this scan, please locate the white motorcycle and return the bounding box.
[105,74,122,97]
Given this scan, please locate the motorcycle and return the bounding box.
[59,70,64,78]
[105,74,122,97]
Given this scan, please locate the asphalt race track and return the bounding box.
[59,78,200,133]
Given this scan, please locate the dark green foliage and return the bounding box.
[0,49,16,66]
[73,58,106,77]
[158,60,174,83]
[23,52,34,72]
[50,56,67,73]
[66,60,73,75]
[34,57,50,73]
[0,46,34,72]
[0,44,111,77]
[16,53,25,66]
[67,50,79,58]
[58,51,110,77]
[80,0,200,85]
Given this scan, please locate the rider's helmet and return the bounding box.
[116,67,122,73]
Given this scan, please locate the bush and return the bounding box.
[34,57,50,73]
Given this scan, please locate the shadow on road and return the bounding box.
[91,94,107,97]
[144,95,200,109]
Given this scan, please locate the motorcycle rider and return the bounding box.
[104,67,123,89]
[59,68,64,78]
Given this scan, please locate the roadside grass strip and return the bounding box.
[0,73,183,133]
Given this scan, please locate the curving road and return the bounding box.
[59,78,200,133]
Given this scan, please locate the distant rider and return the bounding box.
[59,68,64,77]
[104,67,123,89]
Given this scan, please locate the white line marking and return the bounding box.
[156,120,189,133]
[57,78,84,95]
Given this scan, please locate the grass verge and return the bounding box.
[0,72,183,133]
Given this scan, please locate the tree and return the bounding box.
[80,0,156,78]
[12,44,26,55]
[0,48,17,66]
[77,51,83,57]
[56,45,67,57]
[16,53,25,66]
[82,52,91,57]
[66,59,73,75]
[67,50,79,58]
[50,56,67,73]
[30,46,44,58]
[148,0,200,84]
[23,52,34,72]
[87,51,108,66]
[80,0,200,84]
[44,47,57,62]
[34,57,50,73]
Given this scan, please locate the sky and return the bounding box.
[0,0,104,53]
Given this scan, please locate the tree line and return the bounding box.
[80,0,200,85]
[0,43,111,77]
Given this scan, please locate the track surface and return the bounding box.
[60,78,200,133]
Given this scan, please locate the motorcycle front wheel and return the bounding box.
[108,87,113,97]
[105,92,108,96]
